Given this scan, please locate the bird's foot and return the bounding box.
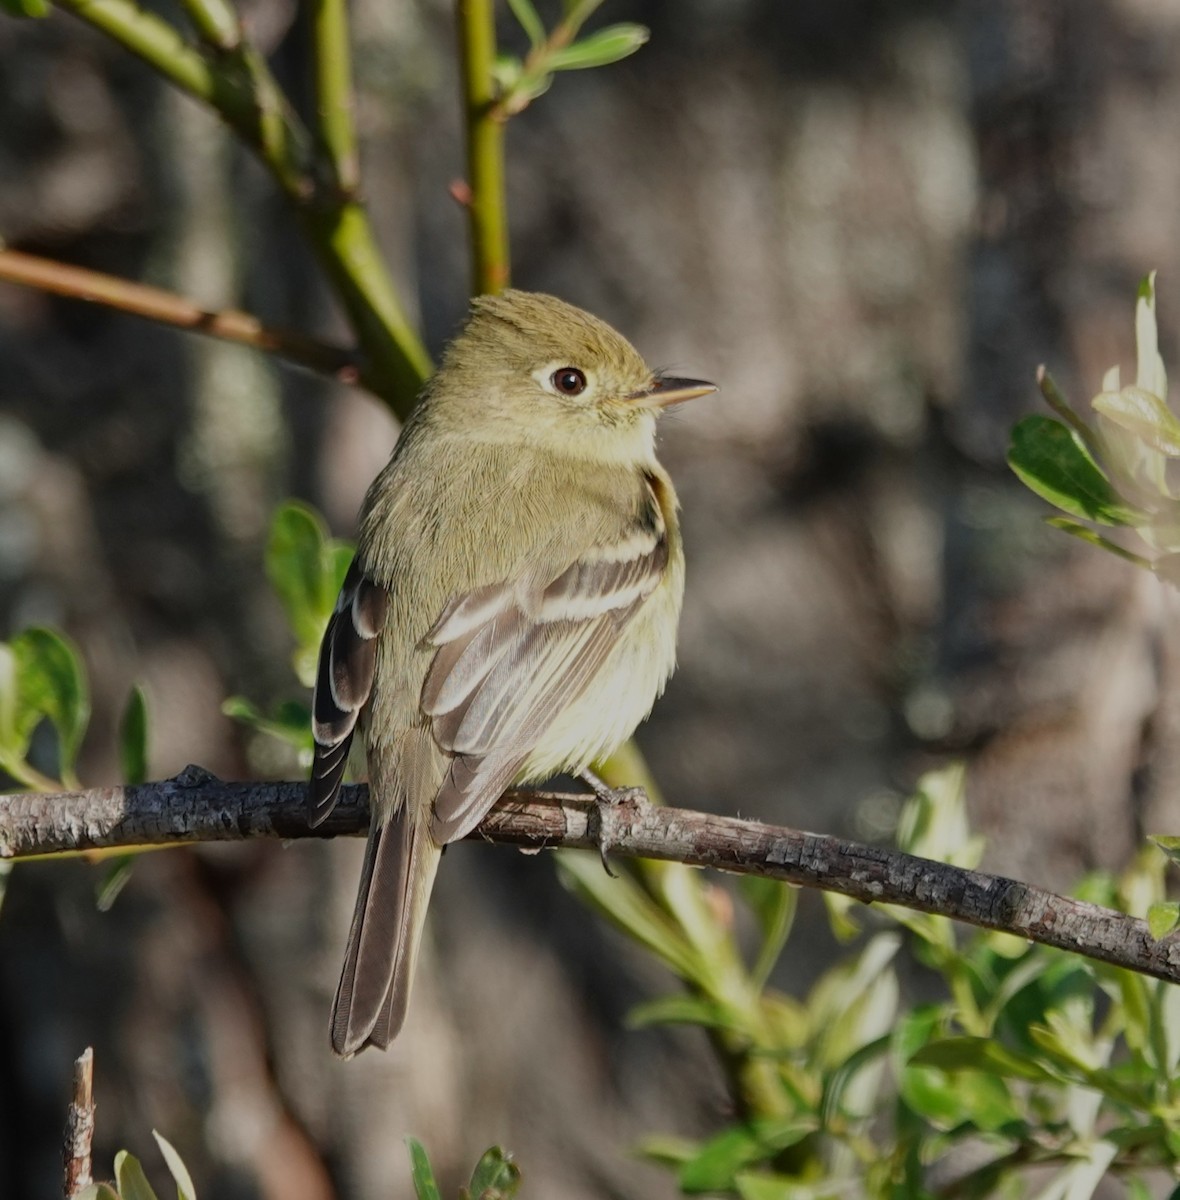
[575,767,647,878]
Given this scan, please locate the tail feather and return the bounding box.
[330,807,441,1057]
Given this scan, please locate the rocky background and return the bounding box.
[4,1,1180,1197]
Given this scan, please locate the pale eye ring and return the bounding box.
[551,367,587,396]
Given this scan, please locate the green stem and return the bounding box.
[1037,365,1101,456]
[303,202,432,412]
[177,0,240,51]
[311,0,361,194]
[458,0,510,295]
[57,0,431,414]
[1045,518,1155,571]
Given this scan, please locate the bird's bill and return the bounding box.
[635,376,718,409]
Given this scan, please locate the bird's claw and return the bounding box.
[576,768,647,877]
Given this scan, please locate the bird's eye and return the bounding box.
[551,367,587,396]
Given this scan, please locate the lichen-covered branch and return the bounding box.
[2,768,1176,985]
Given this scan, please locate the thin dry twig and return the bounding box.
[0,246,365,387]
[3,768,1178,986]
[62,1046,95,1199]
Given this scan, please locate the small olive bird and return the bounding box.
[309,290,715,1056]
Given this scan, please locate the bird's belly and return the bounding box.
[517,581,681,782]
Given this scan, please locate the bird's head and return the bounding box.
[428,290,715,464]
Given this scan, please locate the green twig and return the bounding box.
[490,0,610,121]
[458,0,510,295]
[311,0,361,194]
[177,0,240,51]
[1037,365,1100,455]
[1045,518,1155,569]
[0,246,366,386]
[305,202,432,410]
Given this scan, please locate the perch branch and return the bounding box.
[62,1046,95,1199]
[2,769,1178,986]
[0,247,365,387]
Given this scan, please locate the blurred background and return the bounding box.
[3,1,1180,1196]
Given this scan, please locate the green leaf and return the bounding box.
[1008,415,1138,525]
[556,851,701,980]
[820,1033,892,1125]
[328,542,354,595]
[466,1146,520,1199]
[734,1173,811,1200]
[632,1134,699,1168]
[505,0,544,47]
[222,696,314,756]
[899,1063,970,1129]
[822,890,862,941]
[1151,834,1180,867]
[265,501,353,686]
[1045,518,1154,570]
[910,1036,1056,1083]
[1148,901,1180,941]
[547,23,649,71]
[738,875,796,988]
[95,854,137,912]
[115,1150,161,1200]
[980,949,1051,1029]
[120,686,149,785]
[153,1131,197,1200]
[11,626,90,775]
[626,993,738,1033]
[73,1187,121,1200]
[406,1138,443,1200]
[678,1117,817,1194]
[267,501,332,641]
[0,0,51,18]
[894,764,981,868]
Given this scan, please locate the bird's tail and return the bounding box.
[330,803,442,1057]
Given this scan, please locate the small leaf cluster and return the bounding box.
[496,0,648,117]
[408,1139,520,1200]
[0,627,149,908]
[565,765,1180,1199]
[0,625,148,796]
[222,501,352,765]
[1009,272,1180,582]
[77,1131,196,1200]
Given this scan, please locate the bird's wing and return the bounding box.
[309,558,389,826]
[421,512,669,844]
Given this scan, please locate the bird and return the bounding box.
[309,289,715,1056]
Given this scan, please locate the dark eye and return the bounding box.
[551,367,587,396]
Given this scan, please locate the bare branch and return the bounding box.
[62,1046,95,1199]
[0,246,366,387]
[3,767,1178,985]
